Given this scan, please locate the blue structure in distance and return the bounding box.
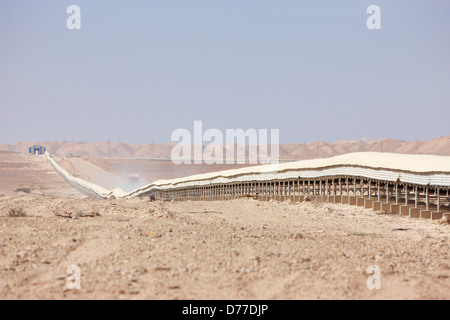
[29,145,46,155]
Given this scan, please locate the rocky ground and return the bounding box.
[0,196,449,300]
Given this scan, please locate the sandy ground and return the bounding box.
[0,152,83,198]
[0,197,449,300]
[0,152,449,300]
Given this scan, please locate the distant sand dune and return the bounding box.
[1,136,449,159]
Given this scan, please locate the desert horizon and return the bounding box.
[2,135,450,160]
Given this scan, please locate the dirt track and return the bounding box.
[0,197,449,300]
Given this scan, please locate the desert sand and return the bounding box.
[0,152,449,300]
[0,197,449,300]
[0,152,83,198]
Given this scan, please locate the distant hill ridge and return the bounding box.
[1,136,449,160]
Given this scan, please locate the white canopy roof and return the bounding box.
[130,152,450,197]
[47,152,450,199]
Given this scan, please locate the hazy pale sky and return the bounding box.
[1,0,449,144]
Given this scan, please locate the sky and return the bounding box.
[0,0,449,144]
